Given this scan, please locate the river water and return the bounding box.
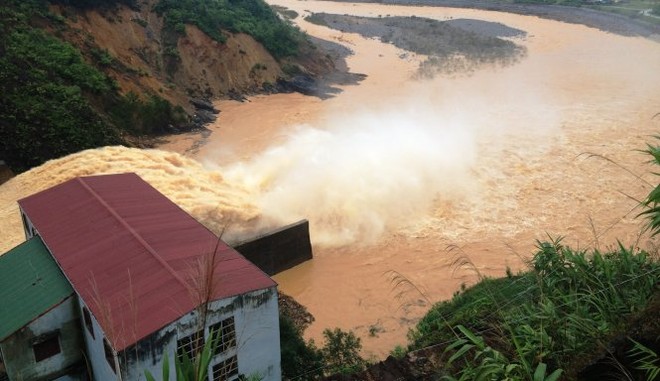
[159,1,660,357]
[2,1,659,359]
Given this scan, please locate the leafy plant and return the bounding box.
[145,329,220,381]
[154,0,305,59]
[639,137,660,236]
[320,328,366,375]
[410,239,659,379]
[628,339,660,381]
[441,325,563,381]
[279,315,324,380]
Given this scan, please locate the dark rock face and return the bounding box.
[277,74,318,96]
[192,110,217,125]
[190,98,219,113]
[189,98,220,129]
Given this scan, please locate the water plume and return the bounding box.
[216,101,479,247]
[0,146,259,253]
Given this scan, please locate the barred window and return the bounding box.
[211,355,238,381]
[177,330,204,361]
[210,317,236,354]
[82,306,95,339]
[104,339,116,373]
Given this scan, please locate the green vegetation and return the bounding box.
[639,137,660,236]
[145,330,219,381]
[405,238,659,379]
[51,0,136,9]
[0,11,121,172]
[280,316,366,380]
[0,0,196,172]
[280,316,324,380]
[271,5,299,21]
[154,0,306,59]
[1,0,311,173]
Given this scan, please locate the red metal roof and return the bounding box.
[18,173,275,351]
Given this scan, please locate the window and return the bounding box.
[82,306,95,339]
[210,317,236,355]
[177,330,204,361]
[32,332,61,362]
[211,355,238,381]
[104,339,116,373]
[20,214,28,235]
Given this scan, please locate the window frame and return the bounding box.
[210,316,236,355]
[211,355,238,381]
[104,338,116,373]
[32,331,61,363]
[176,330,205,362]
[82,306,95,339]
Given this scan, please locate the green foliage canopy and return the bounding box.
[0,25,120,172]
[154,0,305,59]
[0,0,188,172]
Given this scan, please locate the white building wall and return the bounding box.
[18,208,38,240]
[77,298,122,381]
[1,297,82,381]
[208,287,281,381]
[117,286,281,381]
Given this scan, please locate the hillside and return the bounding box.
[0,0,333,173]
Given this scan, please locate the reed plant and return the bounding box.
[408,238,659,379]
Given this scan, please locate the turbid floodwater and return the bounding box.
[1,1,660,360]
[159,0,660,356]
[160,1,660,357]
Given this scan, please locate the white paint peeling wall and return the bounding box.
[116,286,281,381]
[1,297,82,381]
[77,298,122,381]
[208,287,282,381]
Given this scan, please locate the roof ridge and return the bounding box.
[75,177,191,292]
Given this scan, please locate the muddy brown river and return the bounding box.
[159,1,660,358]
[2,1,659,360]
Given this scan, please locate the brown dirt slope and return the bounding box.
[49,0,332,114]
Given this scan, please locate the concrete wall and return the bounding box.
[18,208,38,241]
[0,297,83,381]
[234,220,313,276]
[78,298,122,381]
[118,287,281,381]
[208,287,281,381]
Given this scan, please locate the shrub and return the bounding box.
[154,0,305,59]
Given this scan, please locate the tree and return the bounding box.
[320,328,366,375]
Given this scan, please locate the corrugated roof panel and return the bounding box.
[18,173,275,351]
[0,237,73,341]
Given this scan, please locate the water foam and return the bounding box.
[0,146,259,253]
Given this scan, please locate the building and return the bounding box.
[1,173,281,381]
[0,237,83,381]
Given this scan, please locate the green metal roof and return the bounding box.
[0,236,73,341]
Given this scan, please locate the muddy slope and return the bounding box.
[50,0,333,114]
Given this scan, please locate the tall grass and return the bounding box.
[407,238,659,379]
